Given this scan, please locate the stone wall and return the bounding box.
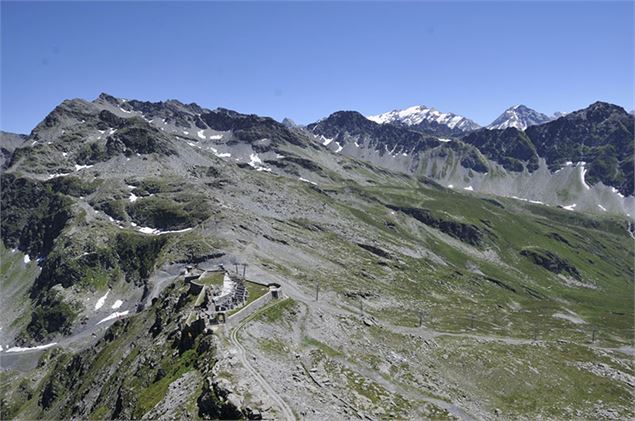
[224,290,275,330]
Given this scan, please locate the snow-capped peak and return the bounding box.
[367,105,480,133]
[487,105,553,131]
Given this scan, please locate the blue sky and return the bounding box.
[2,1,633,133]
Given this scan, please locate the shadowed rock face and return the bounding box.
[307,103,634,216]
[387,205,484,246]
[0,131,28,170]
[520,247,582,280]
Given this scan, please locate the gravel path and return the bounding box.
[229,301,296,421]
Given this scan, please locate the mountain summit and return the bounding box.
[487,105,553,130]
[367,105,480,136]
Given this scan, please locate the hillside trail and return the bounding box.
[228,304,296,421]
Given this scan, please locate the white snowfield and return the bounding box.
[321,135,334,146]
[248,153,272,172]
[97,311,130,325]
[23,255,31,264]
[95,290,110,310]
[3,342,58,353]
[299,177,318,186]
[138,226,193,235]
[111,300,123,310]
[210,147,231,158]
[368,105,479,131]
[562,204,577,211]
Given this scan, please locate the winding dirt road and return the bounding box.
[228,300,296,421]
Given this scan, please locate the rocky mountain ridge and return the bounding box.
[367,104,481,136]
[1,93,633,420]
[486,104,555,130]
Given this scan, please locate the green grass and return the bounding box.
[195,270,224,286]
[258,338,289,355]
[132,349,198,418]
[253,297,296,323]
[302,336,343,358]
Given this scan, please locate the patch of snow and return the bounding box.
[197,130,206,139]
[46,172,71,179]
[299,177,317,186]
[119,107,131,114]
[275,154,285,159]
[248,153,271,172]
[565,161,573,166]
[95,290,110,310]
[447,184,454,189]
[334,142,343,153]
[97,311,130,325]
[23,255,31,264]
[354,141,360,147]
[438,138,452,143]
[209,134,223,140]
[463,186,474,191]
[4,342,58,353]
[321,135,334,146]
[127,185,135,190]
[528,200,544,205]
[183,131,189,135]
[138,227,193,235]
[62,152,68,157]
[598,204,607,211]
[108,128,117,135]
[74,164,93,171]
[129,193,138,203]
[579,163,590,189]
[111,300,123,310]
[209,147,231,158]
[562,204,577,211]
[139,227,160,235]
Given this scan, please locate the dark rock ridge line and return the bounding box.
[387,205,484,246]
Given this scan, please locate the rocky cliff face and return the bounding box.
[308,102,635,216]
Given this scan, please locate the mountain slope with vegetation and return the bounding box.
[1,94,633,420]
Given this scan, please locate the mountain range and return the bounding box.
[1,93,633,420]
[366,103,567,135]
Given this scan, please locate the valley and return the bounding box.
[0,94,633,420]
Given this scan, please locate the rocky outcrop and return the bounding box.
[520,247,582,280]
[388,205,484,246]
